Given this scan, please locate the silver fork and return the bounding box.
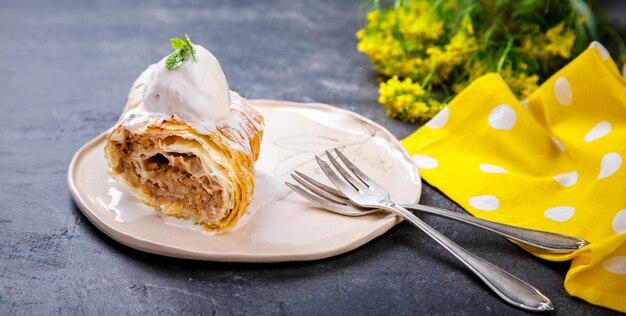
[287,170,588,254]
[290,149,554,312]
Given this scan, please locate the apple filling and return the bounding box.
[112,136,225,224]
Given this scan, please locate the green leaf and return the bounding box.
[164,34,197,70]
[165,52,183,70]
[165,48,190,70]
[185,34,197,61]
[170,37,187,50]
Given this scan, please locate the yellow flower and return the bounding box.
[526,22,577,60]
[366,10,380,24]
[379,76,442,123]
[353,0,621,125]
[426,21,478,83]
[355,29,365,40]
[546,22,566,40]
[545,22,576,58]
[501,67,540,99]
[355,0,447,78]
[398,1,444,42]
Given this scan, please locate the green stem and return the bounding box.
[431,0,444,12]
[496,39,514,72]
[421,69,436,89]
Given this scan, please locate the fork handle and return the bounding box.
[385,203,553,312]
[399,203,588,254]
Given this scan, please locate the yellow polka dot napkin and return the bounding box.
[401,42,626,312]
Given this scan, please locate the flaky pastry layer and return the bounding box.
[105,76,263,231]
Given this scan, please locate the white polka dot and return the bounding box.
[544,206,575,222]
[599,152,622,179]
[488,104,516,130]
[602,256,626,274]
[520,99,528,109]
[552,136,565,152]
[469,195,500,211]
[554,77,573,106]
[622,64,626,78]
[426,107,449,129]
[613,209,626,234]
[479,164,507,174]
[412,154,438,169]
[589,41,610,61]
[553,171,578,187]
[584,121,611,142]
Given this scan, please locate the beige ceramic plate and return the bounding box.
[68,99,421,262]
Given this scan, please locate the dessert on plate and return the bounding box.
[105,35,263,231]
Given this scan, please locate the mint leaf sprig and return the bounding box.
[165,34,197,70]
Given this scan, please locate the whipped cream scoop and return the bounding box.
[142,44,231,124]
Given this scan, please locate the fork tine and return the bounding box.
[315,155,361,200]
[325,150,368,192]
[293,170,344,198]
[285,182,366,216]
[286,182,337,209]
[291,172,350,205]
[333,148,376,187]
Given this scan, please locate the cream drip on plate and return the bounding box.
[98,171,291,234]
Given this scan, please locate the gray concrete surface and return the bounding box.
[1,0,624,315]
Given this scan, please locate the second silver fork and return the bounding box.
[288,149,555,312]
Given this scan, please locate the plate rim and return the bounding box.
[67,99,421,262]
